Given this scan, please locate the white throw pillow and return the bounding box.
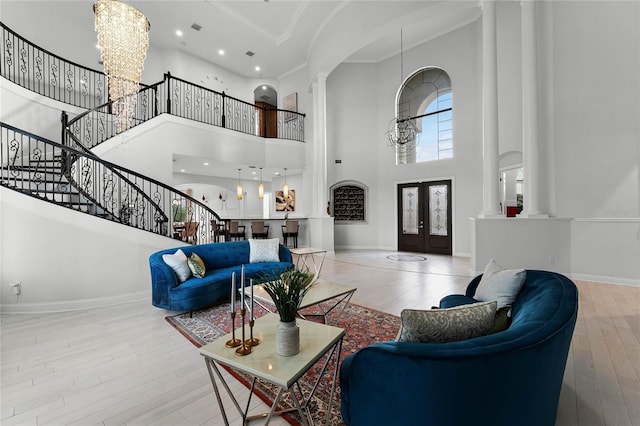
[249,238,280,263]
[474,259,526,309]
[162,249,192,283]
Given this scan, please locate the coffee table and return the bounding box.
[200,313,345,426]
[243,279,357,324]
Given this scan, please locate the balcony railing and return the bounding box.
[1,22,306,144]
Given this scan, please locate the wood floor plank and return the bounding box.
[1,250,637,426]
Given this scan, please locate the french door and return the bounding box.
[397,180,452,255]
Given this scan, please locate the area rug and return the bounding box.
[166,300,400,426]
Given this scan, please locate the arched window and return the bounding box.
[397,68,452,164]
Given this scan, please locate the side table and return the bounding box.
[200,313,345,425]
[289,247,327,282]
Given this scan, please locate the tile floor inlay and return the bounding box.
[386,254,427,261]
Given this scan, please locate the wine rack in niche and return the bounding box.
[331,182,367,222]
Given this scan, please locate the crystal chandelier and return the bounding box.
[94,0,150,133]
[386,29,420,153]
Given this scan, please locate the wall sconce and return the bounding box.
[237,169,243,200]
[282,168,289,199]
[258,167,264,200]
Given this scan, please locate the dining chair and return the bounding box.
[228,221,246,241]
[251,221,269,239]
[181,221,199,244]
[281,220,299,248]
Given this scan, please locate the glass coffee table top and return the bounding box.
[242,279,357,323]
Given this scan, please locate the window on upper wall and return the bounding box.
[397,68,452,164]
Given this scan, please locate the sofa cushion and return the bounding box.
[187,253,206,278]
[249,238,280,263]
[162,249,192,283]
[474,259,526,309]
[397,301,497,343]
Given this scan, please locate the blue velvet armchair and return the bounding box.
[339,270,578,426]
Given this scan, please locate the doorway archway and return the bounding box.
[254,85,278,138]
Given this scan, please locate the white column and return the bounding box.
[309,72,334,253]
[311,73,329,217]
[479,0,501,217]
[519,0,548,218]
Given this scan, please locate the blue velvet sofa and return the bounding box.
[149,241,293,312]
[340,270,578,426]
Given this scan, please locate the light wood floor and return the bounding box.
[1,250,638,426]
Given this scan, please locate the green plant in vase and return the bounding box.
[260,269,314,356]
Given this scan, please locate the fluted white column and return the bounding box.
[520,0,548,217]
[311,72,329,217]
[479,0,501,217]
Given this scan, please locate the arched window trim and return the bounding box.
[395,67,453,164]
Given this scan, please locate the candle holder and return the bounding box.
[235,308,252,356]
[225,311,242,348]
[245,318,261,347]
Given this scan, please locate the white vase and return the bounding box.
[276,320,300,356]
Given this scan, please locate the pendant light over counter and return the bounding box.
[236,169,243,200]
[282,168,289,199]
[258,167,264,200]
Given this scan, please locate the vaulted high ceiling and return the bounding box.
[0,1,480,80]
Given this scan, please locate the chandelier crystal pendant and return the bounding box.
[237,169,243,200]
[94,0,150,133]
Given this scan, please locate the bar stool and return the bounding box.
[211,220,228,242]
[281,220,299,248]
[228,221,246,240]
[251,221,269,239]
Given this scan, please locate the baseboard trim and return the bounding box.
[0,291,150,314]
[568,273,640,287]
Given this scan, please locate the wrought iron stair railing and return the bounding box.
[2,122,225,244]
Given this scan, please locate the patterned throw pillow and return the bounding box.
[397,301,497,343]
[249,238,280,263]
[475,259,526,309]
[162,249,192,283]
[187,253,206,278]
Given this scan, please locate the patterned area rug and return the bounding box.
[166,300,400,426]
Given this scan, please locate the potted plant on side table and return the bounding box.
[261,269,314,356]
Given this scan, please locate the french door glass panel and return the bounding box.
[402,187,419,235]
[429,185,448,236]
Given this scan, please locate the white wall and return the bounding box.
[471,218,572,274]
[549,1,639,219]
[326,20,483,254]
[0,188,185,313]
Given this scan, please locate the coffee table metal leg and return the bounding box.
[204,358,232,426]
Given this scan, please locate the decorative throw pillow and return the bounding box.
[396,301,497,343]
[474,259,526,309]
[249,238,280,263]
[187,253,206,278]
[489,306,512,334]
[162,249,192,283]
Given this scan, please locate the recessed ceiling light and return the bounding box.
[218,49,225,56]
[274,172,281,176]
[180,169,186,173]
[203,162,209,166]
[252,171,257,175]
[262,85,267,90]
[255,66,261,72]
[176,30,183,37]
